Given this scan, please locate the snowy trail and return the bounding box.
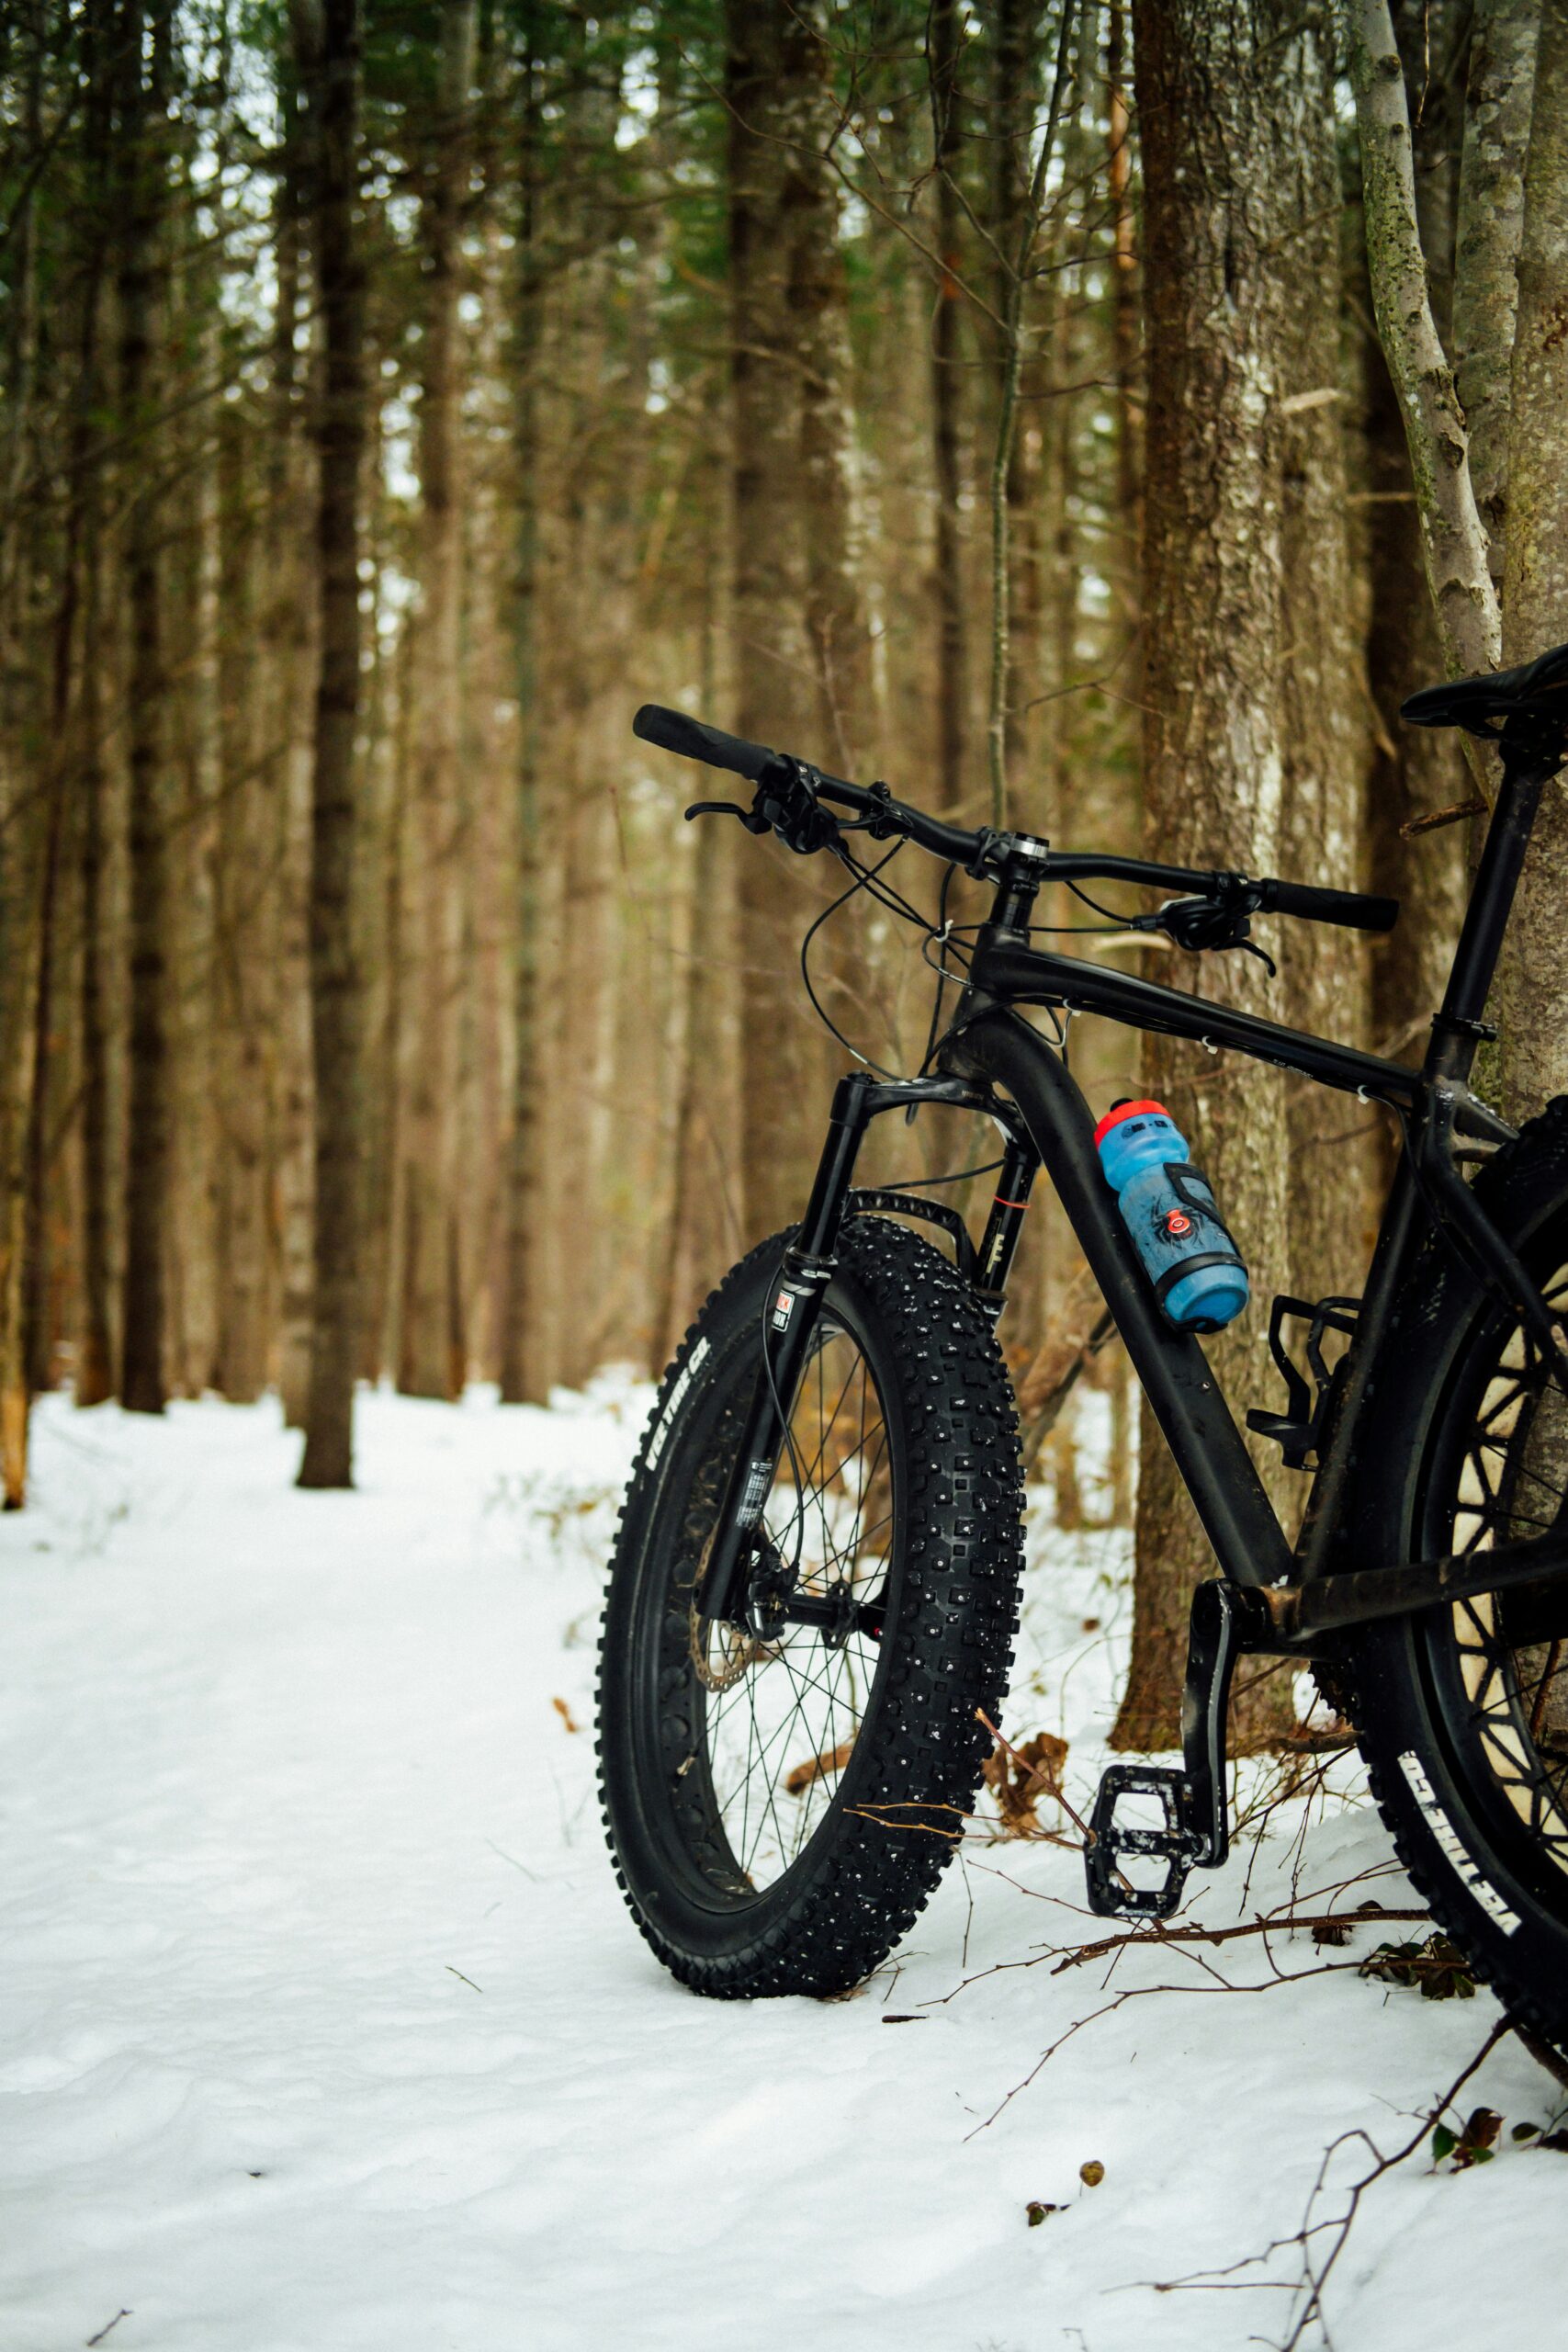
[2,1387,1562,2352]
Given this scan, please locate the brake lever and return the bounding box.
[1136,889,1277,978]
[685,799,771,835]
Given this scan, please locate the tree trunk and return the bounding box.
[927,0,968,815]
[1113,0,1347,1754]
[656,762,744,1366]
[1452,0,1540,582]
[269,55,317,1424]
[1346,0,1500,688]
[1495,1,1568,1121]
[117,0,172,1416]
[727,0,839,1240]
[1359,12,1471,1076]
[213,402,271,1402]
[1276,46,1375,1336]
[1105,0,1139,580]
[398,0,475,1400]
[77,510,115,1407]
[0,858,41,1502]
[297,0,367,1489]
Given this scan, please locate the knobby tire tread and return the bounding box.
[1344,1096,1568,2052]
[595,1218,1025,1999]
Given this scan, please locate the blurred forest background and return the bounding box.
[2,0,1564,1735]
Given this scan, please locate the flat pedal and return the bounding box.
[1085,1764,1202,1919]
[1083,1579,1259,1921]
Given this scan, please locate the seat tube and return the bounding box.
[696,1072,876,1624]
[1437,747,1554,1038]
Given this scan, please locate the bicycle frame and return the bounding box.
[697,731,1568,1666]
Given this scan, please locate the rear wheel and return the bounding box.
[596,1217,1024,1998]
[1347,1103,1568,2048]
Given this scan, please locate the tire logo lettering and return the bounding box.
[646,1336,711,1467]
[1398,1748,1520,1933]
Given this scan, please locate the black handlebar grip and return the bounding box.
[1261,877,1400,933]
[633,704,778,784]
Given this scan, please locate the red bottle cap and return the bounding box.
[1091,1098,1172,1150]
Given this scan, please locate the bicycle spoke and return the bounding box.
[697,1318,895,1894]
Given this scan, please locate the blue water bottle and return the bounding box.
[1093,1099,1249,1333]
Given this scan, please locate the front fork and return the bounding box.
[696,1070,1035,1629]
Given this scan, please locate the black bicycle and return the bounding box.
[596,644,1568,2045]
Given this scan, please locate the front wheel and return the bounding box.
[596,1217,1024,1998]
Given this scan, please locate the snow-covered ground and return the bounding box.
[3,1383,1563,2352]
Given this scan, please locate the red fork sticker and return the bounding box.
[1166,1210,1192,1238]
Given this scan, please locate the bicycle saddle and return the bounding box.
[1402,637,1568,746]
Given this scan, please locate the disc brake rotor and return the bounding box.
[688,1527,779,1691]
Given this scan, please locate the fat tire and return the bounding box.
[595,1217,1025,1998]
[1341,1097,1568,2050]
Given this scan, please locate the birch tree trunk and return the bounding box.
[1345,0,1500,686]
[1359,11,1470,1072]
[1452,0,1540,583]
[297,0,367,1489]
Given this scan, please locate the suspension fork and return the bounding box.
[974,1135,1040,1311]
[696,1072,882,1628]
[696,1069,1015,1628]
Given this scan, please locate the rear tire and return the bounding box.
[1344,1101,1568,2049]
[596,1217,1024,1998]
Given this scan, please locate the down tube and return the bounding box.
[941,1010,1293,1588]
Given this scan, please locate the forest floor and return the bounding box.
[2,1382,1564,2352]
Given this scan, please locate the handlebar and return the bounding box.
[632,703,778,783]
[1257,876,1399,933]
[631,702,1401,937]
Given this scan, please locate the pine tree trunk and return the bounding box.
[77,509,115,1407]
[1113,0,1347,1754]
[0,854,41,1502]
[117,0,172,1416]
[728,0,835,1241]
[269,59,316,1424]
[928,0,968,814]
[213,403,271,1402]
[1495,1,1568,1121]
[297,0,367,1489]
[399,0,475,1400]
[1106,0,1139,582]
[656,786,744,1366]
